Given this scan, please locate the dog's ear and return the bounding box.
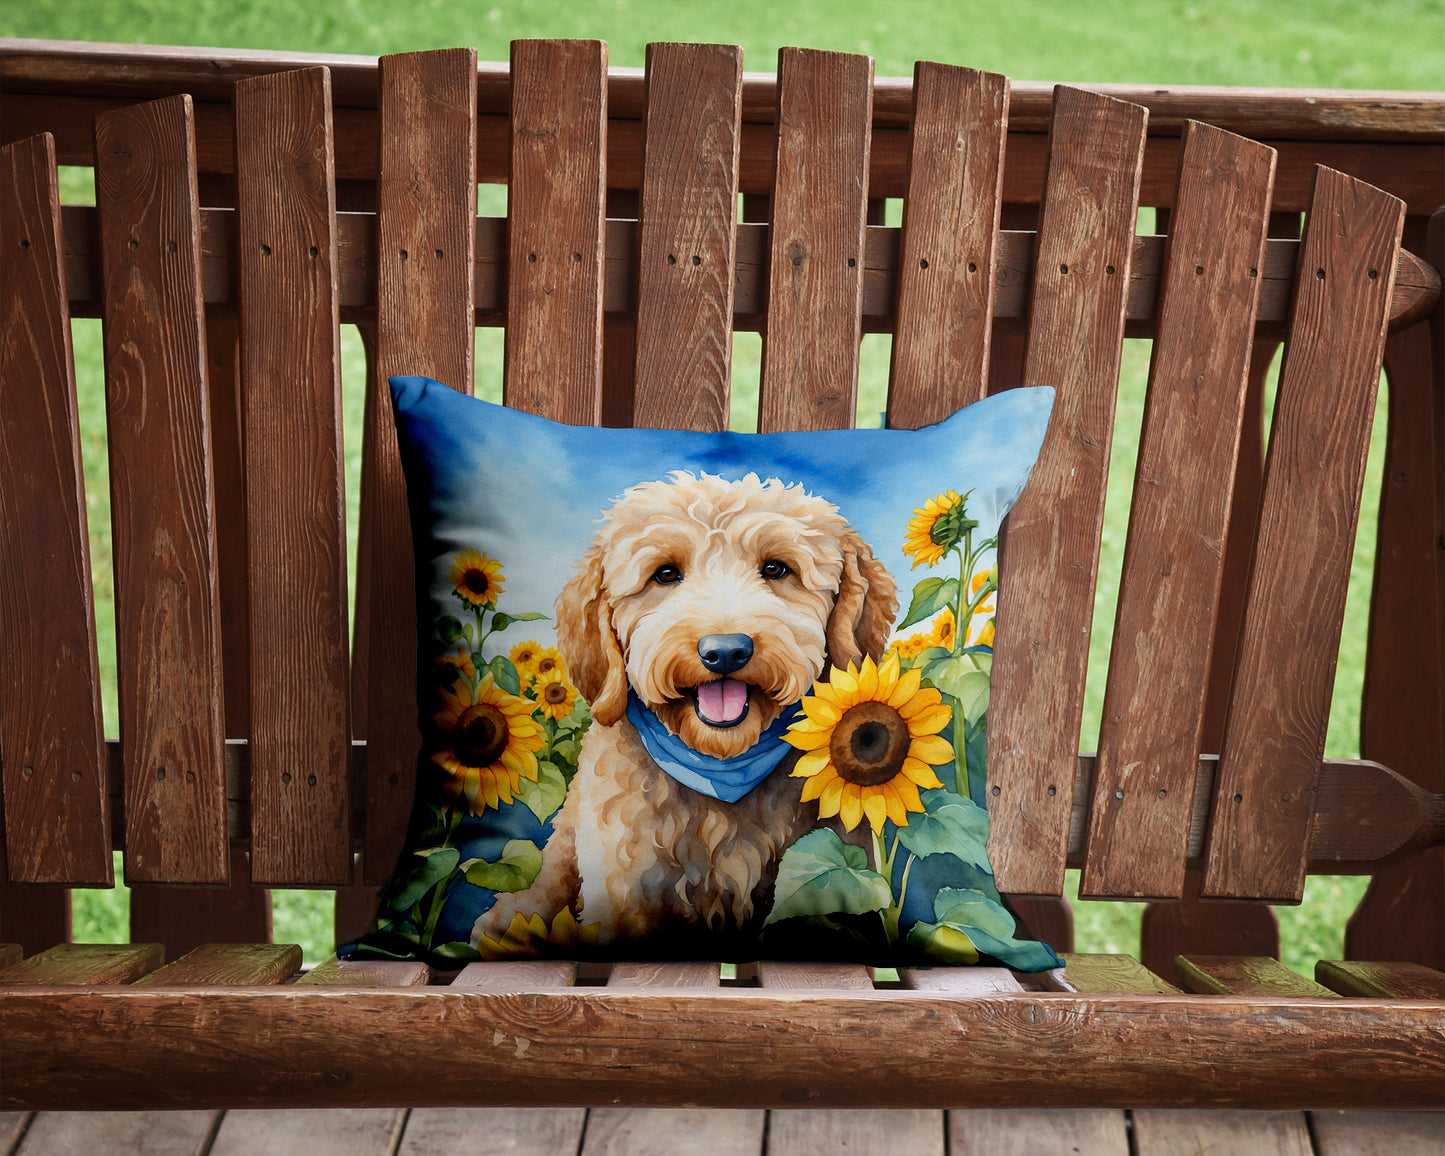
[825,529,899,669]
[556,544,630,726]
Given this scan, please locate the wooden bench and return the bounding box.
[1,38,1443,1119]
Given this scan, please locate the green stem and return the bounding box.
[872,827,900,949]
[896,852,917,922]
[952,541,971,797]
[421,806,463,947]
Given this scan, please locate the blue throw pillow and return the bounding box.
[345,377,1061,972]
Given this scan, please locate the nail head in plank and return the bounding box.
[987,87,1147,897]
[0,133,111,885]
[583,1108,764,1156]
[451,960,579,988]
[363,48,478,884]
[1175,955,1336,997]
[1204,167,1406,903]
[758,48,874,434]
[0,942,162,985]
[207,1109,405,1156]
[13,1110,220,1156]
[131,942,301,987]
[401,1108,587,1156]
[757,961,873,990]
[899,967,1024,993]
[1083,123,1276,901]
[505,39,606,425]
[889,63,1009,427]
[233,67,352,885]
[1131,1110,1313,1156]
[631,42,742,433]
[950,1109,1129,1156]
[93,95,230,885]
[1310,1110,1445,1156]
[298,954,433,986]
[1050,953,1181,994]
[769,1110,944,1156]
[607,961,720,988]
[1316,959,1445,999]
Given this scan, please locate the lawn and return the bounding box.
[9,0,1441,967]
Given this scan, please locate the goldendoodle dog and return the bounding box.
[474,471,897,954]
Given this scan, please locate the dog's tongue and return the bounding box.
[698,678,748,724]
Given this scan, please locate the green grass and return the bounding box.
[19,0,1439,968]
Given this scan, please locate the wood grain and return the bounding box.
[1204,167,1406,902]
[1049,953,1181,994]
[3,987,1443,1110]
[132,942,300,986]
[756,962,872,990]
[950,1109,1128,1156]
[504,39,606,424]
[1131,1110,1312,1156]
[93,95,228,885]
[1175,955,1336,997]
[0,865,70,957]
[13,1110,219,1156]
[769,1109,943,1156]
[451,960,579,989]
[1083,123,1275,900]
[233,67,352,885]
[128,846,271,961]
[986,87,1148,897]
[583,1108,762,1156]
[0,132,111,885]
[1138,869,1279,981]
[360,49,477,886]
[888,63,1009,427]
[758,48,874,434]
[1316,959,1445,998]
[631,43,742,432]
[1310,1110,1445,1156]
[401,1108,587,1156]
[608,962,720,988]
[0,942,161,985]
[899,967,1024,993]
[297,955,432,987]
[208,1109,404,1156]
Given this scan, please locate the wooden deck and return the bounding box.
[2,1107,1442,1155]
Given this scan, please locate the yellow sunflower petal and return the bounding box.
[784,725,832,752]
[839,784,864,832]
[799,770,829,802]
[905,702,954,736]
[792,748,834,778]
[818,775,846,819]
[897,686,944,720]
[481,772,500,811]
[884,784,911,827]
[856,656,880,700]
[901,757,946,789]
[862,791,888,835]
[909,733,955,765]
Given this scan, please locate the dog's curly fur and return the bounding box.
[474,472,896,951]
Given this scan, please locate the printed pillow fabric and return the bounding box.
[343,376,1061,973]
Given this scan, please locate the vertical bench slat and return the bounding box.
[1204,167,1406,903]
[631,42,742,433]
[233,68,352,885]
[362,47,478,884]
[505,39,606,425]
[986,88,1147,897]
[888,63,1009,427]
[0,132,111,885]
[93,95,229,884]
[758,48,873,434]
[1081,122,1275,901]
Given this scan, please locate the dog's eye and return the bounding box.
[651,564,683,585]
[760,559,791,580]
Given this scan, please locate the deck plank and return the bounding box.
[400,1108,586,1156]
[950,1109,1128,1155]
[208,1109,404,1156]
[14,1111,217,1156]
[583,1108,763,1156]
[769,1109,944,1156]
[1309,1110,1445,1156]
[1132,1110,1312,1156]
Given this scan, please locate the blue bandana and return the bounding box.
[626,693,803,802]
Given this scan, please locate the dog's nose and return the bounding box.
[697,633,753,675]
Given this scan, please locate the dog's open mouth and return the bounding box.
[692,678,750,728]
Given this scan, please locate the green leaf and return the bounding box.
[764,829,893,926]
[893,789,991,864]
[898,577,959,631]
[923,654,990,722]
[906,919,981,964]
[388,846,460,911]
[931,887,1020,940]
[491,611,548,631]
[461,839,543,892]
[432,941,483,962]
[551,737,581,766]
[515,761,568,823]
[910,887,1062,972]
[437,616,464,644]
[487,655,521,695]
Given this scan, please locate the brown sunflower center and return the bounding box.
[830,700,910,786]
[463,568,491,596]
[537,657,559,676]
[453,703,510,767]
[542,681,569,706]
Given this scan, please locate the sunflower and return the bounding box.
[532,647,566,682]
[784,652,954,834]
[902,490,978,569]
[448,548,505,608]
[432,646,476,686]
[509,639,543,680]
[476,908,600,960]
[431,674,544,814]
[532,669,579,721]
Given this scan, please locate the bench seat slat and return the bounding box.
[93,95,230,886]
[1083,122,1276,901]
[1043,953,1181,994]
[1316,959,1445,999]
[451,960,579,988]
[0,133,111,885]
[1204,167,1407,903]
[0,942,162,985]
[131,941,301,986]
[756,961,872,990]
[297,954,432,986]
[233,67,352,886]
[987,87,1148,896]
[1175,954,1337,997]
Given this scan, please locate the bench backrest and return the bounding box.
[1,43,1439,946]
